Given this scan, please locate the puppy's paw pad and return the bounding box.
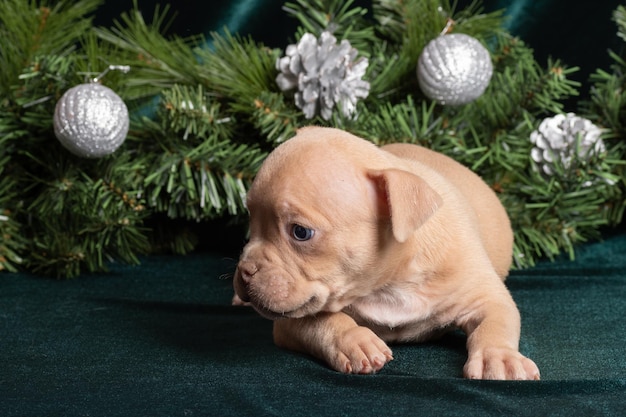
[464,347,540,380]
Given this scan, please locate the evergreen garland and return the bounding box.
[0,0,624,277]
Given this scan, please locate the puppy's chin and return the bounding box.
[250,295,325,320]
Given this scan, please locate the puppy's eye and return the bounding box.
[291,224,315,241]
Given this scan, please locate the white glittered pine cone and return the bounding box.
[276,31,370,120]
[530,113,607,184]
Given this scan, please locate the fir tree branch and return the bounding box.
[135,89,267,220]
[0,162,25,272]
[195,31,280,113]
[24,161,150,278]
[283,0,376,53]
[251,92,300,144]
[613,5,626,43]
[160,84,235,142]
[0,0,102,94]
[586,48,626,138]
[93,1,202,100]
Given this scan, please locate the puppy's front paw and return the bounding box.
[464,347,540,380]
[328,326,393,374]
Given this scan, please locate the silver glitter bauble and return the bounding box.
[53,83,129,158]
[417,33,493,106]
[276,31,370,120]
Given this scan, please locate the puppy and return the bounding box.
[233,126,540,380]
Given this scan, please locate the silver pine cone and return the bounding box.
[276,31,370,120]
[530,113,607,186]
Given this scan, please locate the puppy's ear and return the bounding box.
[368,169,443,242]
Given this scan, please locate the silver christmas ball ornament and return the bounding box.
[53,83,129,158]
[417,33,493,106]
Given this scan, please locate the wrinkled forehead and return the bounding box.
[247,142,369,213]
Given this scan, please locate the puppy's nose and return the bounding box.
[238,261,258,283]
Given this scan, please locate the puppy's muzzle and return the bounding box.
[234,259,328,319]
[233,260,257,303]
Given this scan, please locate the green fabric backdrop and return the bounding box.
[2,235,626,416]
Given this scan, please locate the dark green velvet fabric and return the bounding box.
[2,234,626,416]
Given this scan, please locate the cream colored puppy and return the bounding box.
[233,126,540,380]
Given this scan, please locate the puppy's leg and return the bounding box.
[459,284,540,380]
[273,312,394,374]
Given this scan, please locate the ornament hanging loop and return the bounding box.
[92,65,131,83]
[439,18,455,36]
